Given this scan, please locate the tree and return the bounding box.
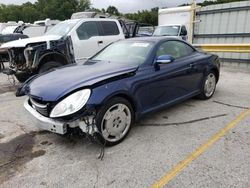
[0,0,91,22]
[76,0,91,12]
[106,6,120,16]
[125,7,159,26]
[35,0,81,20]
[101,8,106,13]
[180,0,249,6]
[21,2,40,23]
[0,0,248,24]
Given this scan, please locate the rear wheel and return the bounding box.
[38,61,63,74]
[95,97,134,146]
[198,71,217,100]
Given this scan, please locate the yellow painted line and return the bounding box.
[200,48,250,53]
[152,108,250,188]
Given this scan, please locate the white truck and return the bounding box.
[153,6,192,42]
[1,19,60,37]
[0,21,24,34]
[0,18,125,82]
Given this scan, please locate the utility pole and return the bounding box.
[189,0,196,44]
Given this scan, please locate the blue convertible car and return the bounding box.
[20,37,220,146]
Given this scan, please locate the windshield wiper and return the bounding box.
[154,34,171,37]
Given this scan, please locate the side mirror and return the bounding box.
[155,55,175,65]
[180,29,187,36]
[44,18,51,26]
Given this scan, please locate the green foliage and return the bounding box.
[125,0,247,26]
[125,7,158,26]
[77,0,91,12]
[0,0,247,24]
[106,6,120,16]
[198,0,248,6]
[180,0,248,7]
[0,0,90,22]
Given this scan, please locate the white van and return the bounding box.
[153,24,188,41]
[155,6,191,42]
[0,21,24,34]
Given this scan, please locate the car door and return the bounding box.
[137,40,204,113]
[98,21,125,50]
[71,21,102,60]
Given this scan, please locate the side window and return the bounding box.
[156,41,194,59]
[22,26,46,37]
[100,21,120,36]
[76,21,99,40]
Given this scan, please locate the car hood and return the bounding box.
[27,62,138,101]
[0,35,62,48]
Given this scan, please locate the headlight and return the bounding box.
[50,89,91,118]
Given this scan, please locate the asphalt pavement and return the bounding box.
[0,66,250,188]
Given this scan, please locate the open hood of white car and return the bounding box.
[1,35,62,48]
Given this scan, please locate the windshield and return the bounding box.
[45,20,79,36]
[91,41,154,65]
[153,26,180,36]
[138,26,154,36]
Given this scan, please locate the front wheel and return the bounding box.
[198,71,217,100]
[0,62,4,72]
[95,97,134,146]
[15,73,31,83]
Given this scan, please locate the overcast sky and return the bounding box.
[0,0,204,13]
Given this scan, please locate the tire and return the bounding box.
[15,73,30,83]
[0,62,4,72]
[38,61,63,74]
[197,71,217,100]
[95,97,134,146]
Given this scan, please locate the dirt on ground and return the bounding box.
[0,131,48,183]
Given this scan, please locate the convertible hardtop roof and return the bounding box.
[125,37,196,51]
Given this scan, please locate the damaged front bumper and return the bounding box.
[24,98,97,135]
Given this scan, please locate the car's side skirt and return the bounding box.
[138,90,201,119]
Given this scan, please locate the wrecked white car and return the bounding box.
[0,18,125,82]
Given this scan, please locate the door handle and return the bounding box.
[189,63,198,72]
[98,41,103,44]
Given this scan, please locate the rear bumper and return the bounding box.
[24,98,67,134]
